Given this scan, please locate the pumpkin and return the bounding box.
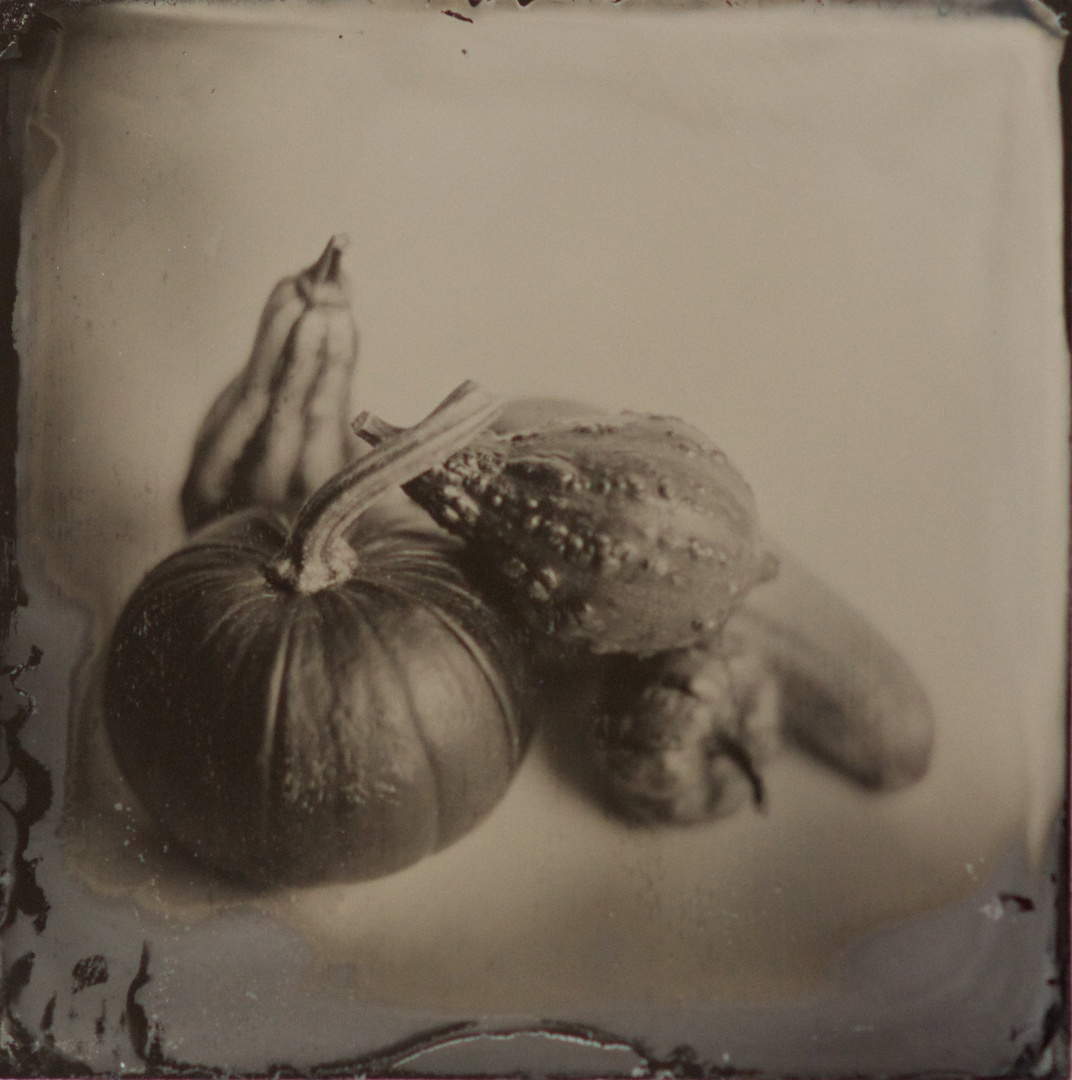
[104,383,532,887]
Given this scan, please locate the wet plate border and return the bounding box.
[0,0,1068,1074]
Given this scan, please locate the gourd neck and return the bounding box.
[271,381,501,594]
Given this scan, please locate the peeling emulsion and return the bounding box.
[0,646,50,938]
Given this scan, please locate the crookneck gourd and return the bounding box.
[104,383,532,888]
[358,410,779,656]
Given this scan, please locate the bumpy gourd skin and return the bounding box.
[488,398,934,821]
[103,508,532,888]
[386,415,778,656]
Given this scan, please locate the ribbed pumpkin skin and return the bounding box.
[103,509,531,888]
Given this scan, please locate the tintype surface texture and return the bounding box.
[0,0,1068,1074]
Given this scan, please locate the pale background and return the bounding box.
[7,0,1068,1070]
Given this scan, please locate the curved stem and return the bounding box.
[271,381,501,593]
[714,733,765,809]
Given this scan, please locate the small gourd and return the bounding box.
[181,236,361,533]
[358,410,778,655]
[590,637,781,824]
[104,383,532,887]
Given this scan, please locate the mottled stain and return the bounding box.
[71,954,109,994]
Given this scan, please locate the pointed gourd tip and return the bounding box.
[308,235,348,285]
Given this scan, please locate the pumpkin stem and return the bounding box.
[271,380,502,593]
[354,414,403,443]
